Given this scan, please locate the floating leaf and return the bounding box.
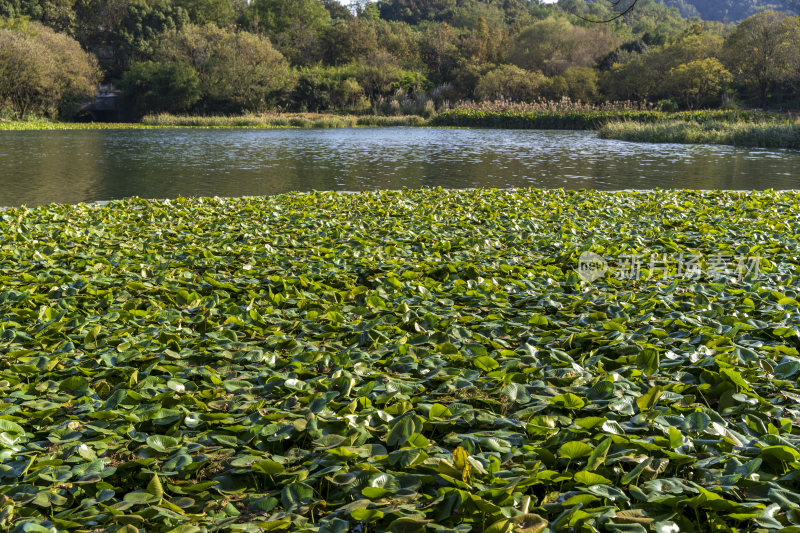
[146,435,180,453]
[559,441,593,460]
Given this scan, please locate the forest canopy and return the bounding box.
[0,0,798,119]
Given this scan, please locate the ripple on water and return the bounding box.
[1,127,800,205]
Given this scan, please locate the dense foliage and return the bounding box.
[2,190,800,532]
[430,104,782,129]
[0,19,98,119]
[600,118,800,149]
[662,0,800,22]
[0,0,798,119]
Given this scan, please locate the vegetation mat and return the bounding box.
[2,189,800,533]
[430,110,782,131]
[599,120,800,150]
[0,115,427,131]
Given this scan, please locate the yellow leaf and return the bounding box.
[453,446,471,482]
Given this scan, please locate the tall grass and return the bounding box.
[142,113,427,128]
[599,119,800,150]
[450,97,654,113]
[355,115,427,126]
[430,97,784,130]
[0,113,428,130]
[0,119,154,130]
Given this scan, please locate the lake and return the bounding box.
[1,127,799,206]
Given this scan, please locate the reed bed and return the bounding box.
[141,113,427,128]
[0,114,428,130]
[599,119,800,150]
[431,107,781,130]
[451,97,654,113]
[0,119,154,130]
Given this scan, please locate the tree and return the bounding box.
[598,54,653,100]
[418,22,460,81]
[155,25,295,113]
[119,60,201,117]
[110,0,189,75]
[561,66,600,102]
[321,17,380,65]
[598,30,725,102]
[174,0,242,27]
[321,0,352,20]
[245,0,329,36]
[73,0,131,72]
[0,21,98,118]
[377,0,458,25]
[0,0,79,34]
[291,65,369,112]
[509,17,618,76]
[475,64,545,101]
[667,57,731,108]
[723,10,800,108]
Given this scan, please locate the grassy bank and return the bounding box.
[430,108,780,130]
[600,119,800,149]
[3,189,800,532]
[0,113,428,131]
[0,119,157,130]
[4,109,799,149]
[141,112,428,128]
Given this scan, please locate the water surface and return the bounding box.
[1,127,799,206]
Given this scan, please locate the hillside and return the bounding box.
[660,0,799,21]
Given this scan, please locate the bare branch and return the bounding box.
[574,0,639,23]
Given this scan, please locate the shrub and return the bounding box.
[119,61,201,119]
[475,65,545,102]
[0,20,98,119]
[155,25,295,114]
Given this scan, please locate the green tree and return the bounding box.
[155,25,295,113]
[110,0,189,74]
[291,65,369,112]
[561,66,599,102]
[245,0,329,35]
[0,21,98,118]
[73,0,131,73]
[322,17,380,65]
[418,22,460,81]
[509,17,618,76]
[667,57,732,108]
[377,0,458,25]
[321,0,352,20]
[351,51,428,101]
[598,54,653,101]
[724,10,800,108]
[174,0,242,27]
[0,0,79,34]
[599,30,724,102]
[474,64,545,101]
[119,60,201,117]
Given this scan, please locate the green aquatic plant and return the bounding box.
[430,109,782,130]
[1,189,800,532]
[0,114,428,131]
[600,119,800,150]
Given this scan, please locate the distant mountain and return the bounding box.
[658,0,800,21]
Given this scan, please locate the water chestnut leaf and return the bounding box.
[4,190,800,531]
[551,393,585,409]
[559,441,593,460]
[146,435,180,453]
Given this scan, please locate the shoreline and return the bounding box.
[0,113,429,131]
[2,110,799,150]
[4,187,800,211]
